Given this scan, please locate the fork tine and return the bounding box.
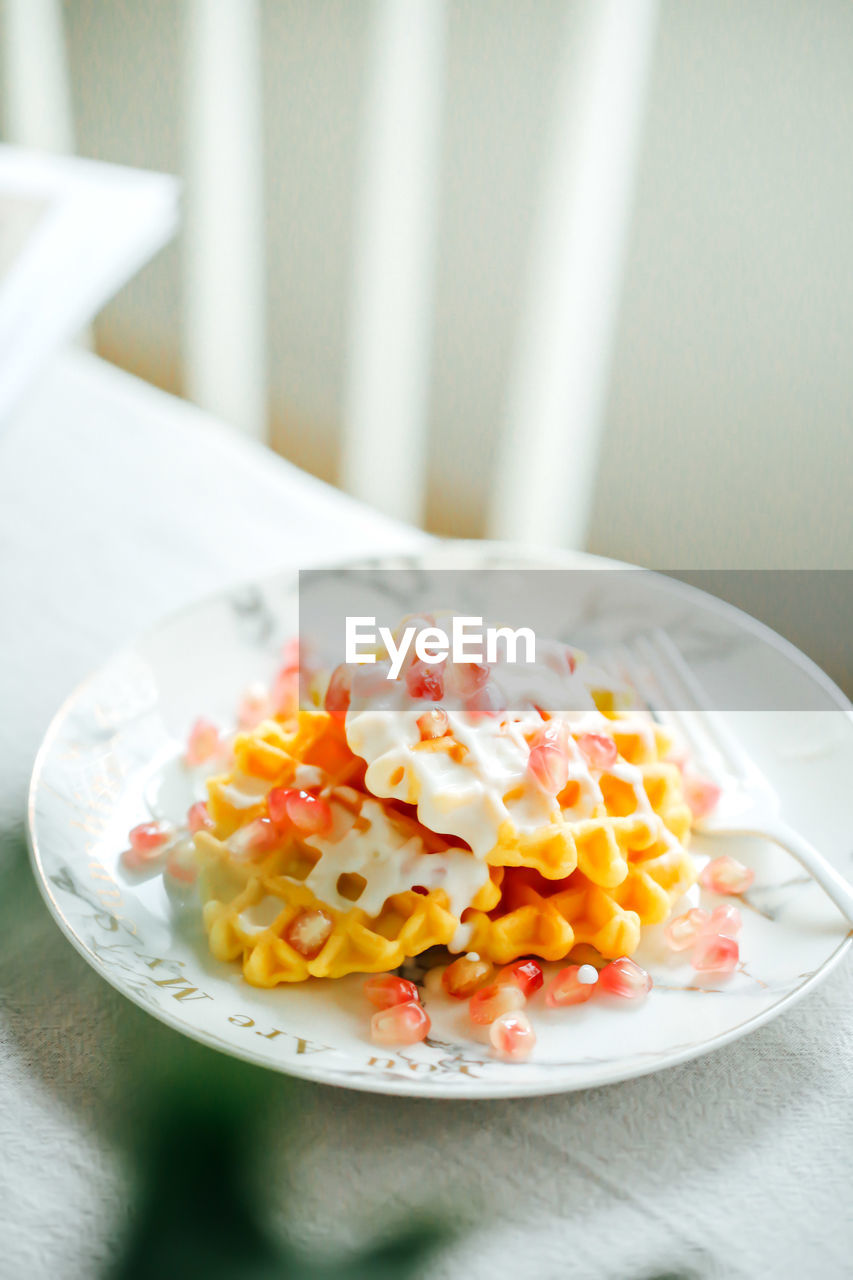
[631,634,728,773]
[646,628,759,781]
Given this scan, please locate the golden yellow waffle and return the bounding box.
[194,705,696,982]
[195,831,502,984]
[345,690,694,885]
[465,833,698,964]
[206,711,364,836]
[481,752,691,885]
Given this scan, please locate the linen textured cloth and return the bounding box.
[1,354,850,1280]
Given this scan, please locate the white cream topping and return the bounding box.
[216,775,271,809]
[236,894,286,934]
[303,796,488,938]
[227,635,687,950]
[344,640,683,899]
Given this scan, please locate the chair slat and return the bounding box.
[1,0,74,151]
[340,0,445,524]
[488,0,658,547]
[183,0,267,440]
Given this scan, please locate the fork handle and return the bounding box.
[732,819,853,927]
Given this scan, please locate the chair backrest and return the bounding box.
[1,0,658,547]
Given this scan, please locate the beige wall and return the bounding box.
[22,1,853,575]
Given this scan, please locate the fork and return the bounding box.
[609,628,853,926]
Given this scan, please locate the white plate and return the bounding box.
[27,543,853,1098]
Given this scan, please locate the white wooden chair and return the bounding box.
[1,0,658,547]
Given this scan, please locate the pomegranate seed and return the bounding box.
[577,733,618,770]
[187,801,214,835]
[700,855,755,895]
[324,664,352,721]
[283,908,334,958]
[448,661,491,697]
[469,982,526,1026]
[121,845,163,873]
[664,907,711,951]
[165,839,197,885]
[489,1010,536,1061]
[364,974,420,1008]
[466,682,505,716]
[416,707,449,739]
[683,770,722,820]
[229,817,279,858]
[405,660,444,701]
[268,788,332,835]
[185,717,220,767]
[128,822,171,854]
[237,682,270,728]
[350,660,393,701]
[598,957,652,999]
[441,954,494,999]
[497,958,544,997]
[704,903,742,938]
[370,1000,431,1046]
[692,933,739,974]
[271,667,299,717]
[545,965,596,1008]
[528,742,569,793]
[279,637,301,670]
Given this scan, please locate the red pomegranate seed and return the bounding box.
[185,717,220,767]
[370,1000,431,1046]
[279,637,301,670]
[441,954,494,998]
[405,660,444,701]
[121,845,163,873]
[664,907,710,951]
[598,956,652,999]
[128,822,172,854]
[469,982,526,1026]
[165,840,197,885]
[187,801,214,835]
[237,682,270,728]
[704,903,742,938]
[489,1010,536,1060]
[577,733,618,771]
[229,817,279,858]
[683,770,722,820]
[528,742,569,793]
[692,933,739,974]
[497,958,544,997]
[544,965,596,1008]
[283,908,334,958]
[364,974,420,1008]
[268,788,332,835]
[416,707,449,739]
[324,664,352,721]
[448,661,491,697]
[466,682,505,716]
[699,855,754,896]
[271,667,299,717]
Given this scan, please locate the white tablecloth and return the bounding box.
[1,353,850,1279]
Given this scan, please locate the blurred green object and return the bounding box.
[107,1043,445,1280]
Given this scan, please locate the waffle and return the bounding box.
[193,701,697,982]
[465,834,698,963]
[195,710,502,983]
[196,831,501,983]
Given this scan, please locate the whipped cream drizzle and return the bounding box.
[225,637,686,948]
[344,643,686,926]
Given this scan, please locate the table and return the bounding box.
[1,352,850,1279]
